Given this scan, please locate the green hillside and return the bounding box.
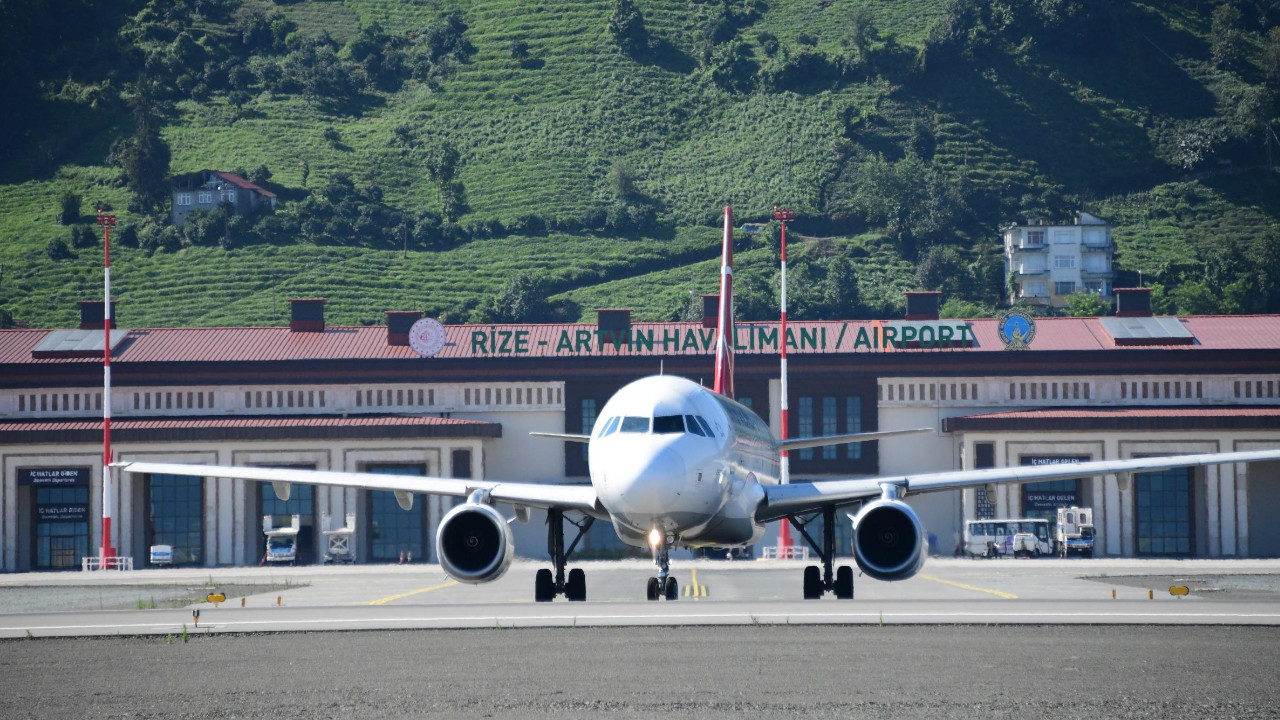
[2,0,1278,329]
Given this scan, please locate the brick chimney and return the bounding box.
[596,308,632,345]
[385,310,422,346]
[78,300,117,330]
[904,291,941,320]
[1114,287,1152,317]
[701,294,719,329]
[289,298,327,332]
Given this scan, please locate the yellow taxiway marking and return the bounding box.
[918,574,1018,599]
[368,580,459,606]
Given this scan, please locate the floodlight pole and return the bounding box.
[774,206,794,554]
[97,208,117,563]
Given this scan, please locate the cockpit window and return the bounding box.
[653,415,685,434]
[684,415,706,437]
[598,416,620,437]
[694,415,715,437]
[619,416,650,433]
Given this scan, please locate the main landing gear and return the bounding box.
[646,532,679,601]
[789,505,855,600]
[535,509,594,602]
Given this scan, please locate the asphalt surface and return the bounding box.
[3,558,1280,636]
[2,625,1277,719]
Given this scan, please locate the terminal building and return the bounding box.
[2,290,1278,571]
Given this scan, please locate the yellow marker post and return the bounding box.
[241,597,246,608]
[1148,589,1153,600]
[1111,589,1116,599]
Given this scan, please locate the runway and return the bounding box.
[2,557,1279,638]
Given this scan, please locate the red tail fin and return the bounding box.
[713,206,735,398]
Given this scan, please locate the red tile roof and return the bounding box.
[0,415,502,442]
[209,170,277,198]
[0,415,499,431]
[2,315,1280,366]
[944,407,1280,432]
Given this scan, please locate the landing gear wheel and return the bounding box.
[566,568,587,601]
[664,576,679,600]
[834,565,854,599]
[535,568,555,602]
[646,576,661,601]
[803,565,822,599]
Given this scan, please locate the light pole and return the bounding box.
[97,208,117,563]
[773,206,793,555]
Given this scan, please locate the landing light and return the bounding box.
[648,528,662,548]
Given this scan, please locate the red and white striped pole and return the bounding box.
[774,206,793,554]
[98,208,117,563]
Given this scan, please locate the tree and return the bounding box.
[248,164,272,186]
[116,224,139,248]
[58,192,81,225]
[1169,281,1221,315]
[709,39,758,93]
[227,89,251,113]
[819,255,860,317]
[843,7,880,63]
[70,225,96,249]
[119,77,172,210]
[914,245,970,300]
[482,272,552,322]
[1264,27,1280,86]
[608,0,650,56]
[607,159,639,199]
[427,140,461,183]
[1064,291,1111,317]
[939,298,991,318]
[46,237,73,260]
[1211,3,1246,70]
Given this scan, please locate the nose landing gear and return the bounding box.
[646,531,679,601]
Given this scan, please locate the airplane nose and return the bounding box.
[614,447,687,514]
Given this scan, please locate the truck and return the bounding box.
[1055,506,1095,558]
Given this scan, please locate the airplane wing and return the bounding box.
[112,461,602,515]
[778,428,933,452]
[757,448,1280,522]
[529,432,592,443]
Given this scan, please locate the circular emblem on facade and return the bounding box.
[408,317,446,357]
[997,310,1036,351]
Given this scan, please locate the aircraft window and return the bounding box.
[619,416,650,433]
[653,415,685,434]
[685,415,706,437]
[599,416,620,437]
[694,415,715,437]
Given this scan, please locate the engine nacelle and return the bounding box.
[436,502,515,584]
[851,499,926,582]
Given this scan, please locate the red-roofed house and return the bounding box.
[171,170,278,227]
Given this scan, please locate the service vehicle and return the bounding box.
[963,518,1052,558]
[1056,506,1095,558]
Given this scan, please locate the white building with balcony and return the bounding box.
[1004,211,1114,309]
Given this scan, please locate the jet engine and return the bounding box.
[436,501,515,583]
[851,499,926,582]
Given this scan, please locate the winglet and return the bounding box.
[713,205,735,398]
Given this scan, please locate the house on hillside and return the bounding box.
[171,170,277,227]
[1004,211,1115,309]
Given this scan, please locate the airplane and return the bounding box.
[116,207,1280,602]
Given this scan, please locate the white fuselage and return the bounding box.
[587,375,780,548]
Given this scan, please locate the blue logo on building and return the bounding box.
[997,310,1036,351]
